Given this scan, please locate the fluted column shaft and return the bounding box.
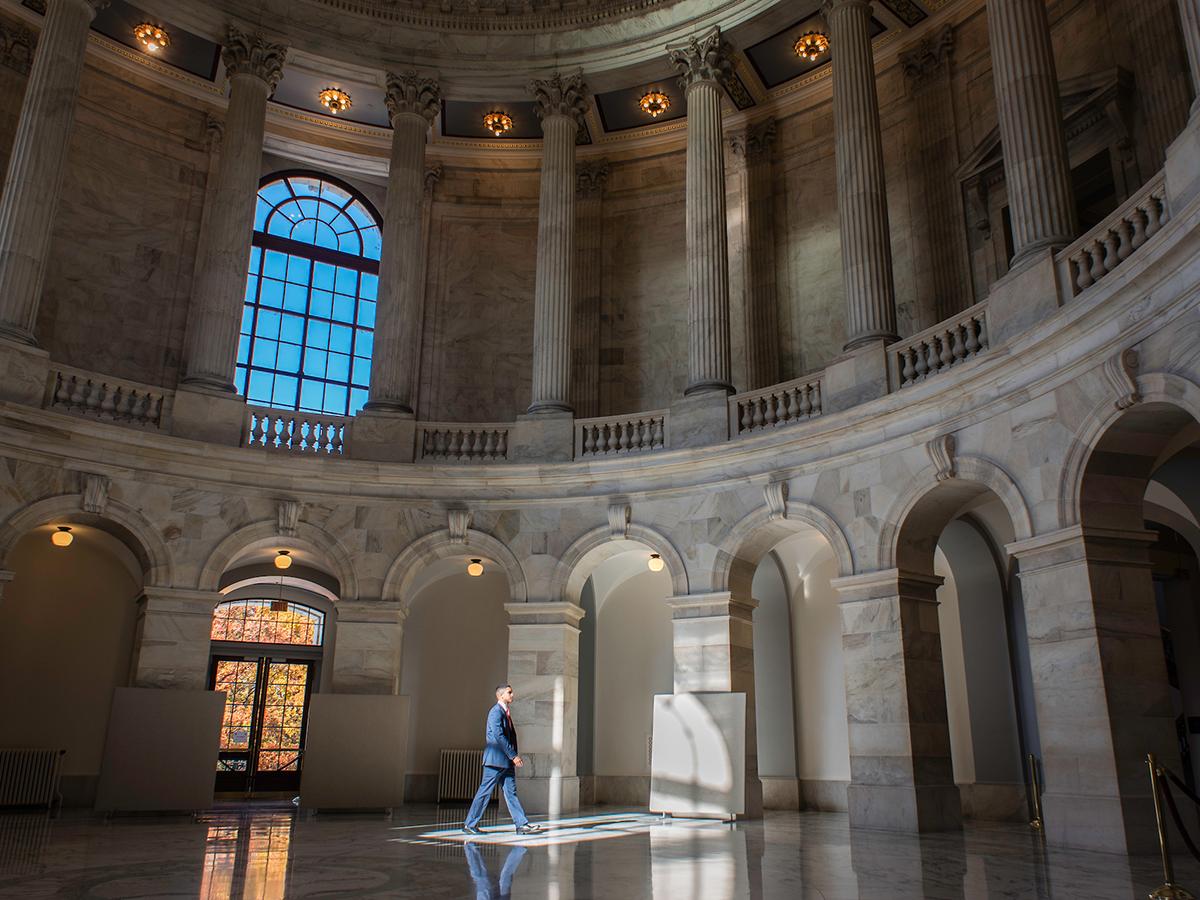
[826,0,899,351]
[731,120,779,390]
[571,162,607,418]
[1179,0,1200,119]
[986,0,1077,267]
[671,28,734,395]
[182,29,285,391]
[528,73,587,414]
[365,73,439,414]
[0,0,105,345]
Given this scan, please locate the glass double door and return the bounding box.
[211,656,314,794]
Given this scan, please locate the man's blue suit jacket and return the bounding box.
[483,702,519,770]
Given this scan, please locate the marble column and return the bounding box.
[330,601,406,694]
[831,569,962,832]
[0,0,107,346]
[130,588,220,690]
[505,601,583,815]
[364,72,439,415]
[528,73,588,415]
[986,0,1077,267]
[669,27,735,396]
[1178,0,1200,121]
[1125,0,1191,169]
[729,119,780,391]
[825,0,899,351]
[571,160,608,419]
[181,27,286,391]
[1008,526,1179,854]
[668,592,763,818]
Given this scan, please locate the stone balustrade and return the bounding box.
[576,410,668,457]
[1057,174,1169,299]
[890,302,989,389]
[729,375,823,435]
[417,423,509,462]
[46,366,169,429]
[245,406,348,455]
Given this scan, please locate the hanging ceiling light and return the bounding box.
[647,553,664,572]
[467,558,485,577]
[51,526,74,548]
[639,90,671,118]
[133,23,170,53]
[793,31,830,63]
[483,111,514,137]
[274,550,293,570]
[318,87,352,115]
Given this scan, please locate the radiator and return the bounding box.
[0,749,65,809]
[437,749,497,803]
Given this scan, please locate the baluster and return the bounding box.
[1145,195,1162,238]
[466,430,479,459]
[496,431,508,459]
[913,344,928,380]
[433,430,447,457]
[331,424,344,455]
[68,376,86,407]
[146,394,162,425]
[51,372,66,406]
[114,388,134,419]
[126,392,145,422]
[583,426,595,455]
[1073,251,1094,292]
[799,384,812,417]
[1087,241,1106,284]
[785,388,799,422]
[976,317,988,350]
[764,395,778,427]
[740,402,753,433]
[927,338,942,375]
[99,384,117,417]
[478,430,493,460]
[248,414,263,447]
[83,380,101,412]
[950,324,966,363]
[606,424,619,454]
[1101,231,1119,273]
[449,430,463,460]
[751,398,765,429]
[901,348,916,385]
[1130,207,1147,250]
[939,330,954,369]
[1115,219,1133,262]
[811,382,821,414]
[652,418,664,448]
[964,318,980,356]
[614,421,627,452]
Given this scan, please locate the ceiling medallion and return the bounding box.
[133,23,170,53]
[483,110,514,137]
[318,87,353,115]
[794,31,830,63]
[639,90,671,118]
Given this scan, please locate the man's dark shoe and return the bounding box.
[515,823,543,834]
[462,825,484,835]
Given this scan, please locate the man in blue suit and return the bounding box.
[463,683,543,835]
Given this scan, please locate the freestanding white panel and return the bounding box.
[95,687,225,812]
[649,692,746,819]
[299,693,409,810]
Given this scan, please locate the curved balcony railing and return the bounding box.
[889,302,989,389]
[417,422,510,462]
[245,407,348,455]
[729,374,823,435]
[45,365,171,429]
[576,410,668,457]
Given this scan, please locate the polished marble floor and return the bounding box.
[0,803,1196,899]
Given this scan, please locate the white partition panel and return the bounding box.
[299,694,410,810]
[95,687,225,812]
[649,692,745,818]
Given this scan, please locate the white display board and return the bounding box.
[95,687,225,812]
[299,693,409,810]
[649,692,745,819]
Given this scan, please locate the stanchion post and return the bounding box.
[1028,753,1044,831]
[1148,752,1196,900]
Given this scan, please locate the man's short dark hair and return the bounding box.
[495,683,511,694]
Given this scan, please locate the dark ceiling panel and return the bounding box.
[441,99,543,140]
[595,76,687,133]
[91,0,220,81]
[879,0,929,28]
[745,12,886,90]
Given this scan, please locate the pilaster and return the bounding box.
[130,587,220,691]
[571,160,608,418]
[330,600,406,695]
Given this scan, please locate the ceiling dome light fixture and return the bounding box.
[133,23,170,53]
[274,550,293,570]
[647,553,665,573]
[318,87,352,115]
[794,31,830,63]
[639,90,670,118]
[483,111,513,138]
[467,558,485,577]
[51,526,74,548]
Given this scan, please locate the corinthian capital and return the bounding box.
[576,160,609,198]
[222,26,287,91]
[667,26,734,89]
[528,72,589,126]
[900,25,955,88]
[386,71,440,125]
[729,117,777,163]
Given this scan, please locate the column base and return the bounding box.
[847,783,962,833]
[515,774,580,817]
[985,247,1061,346]
[171,385,247,446]
[669,389,729,448]
[0,334,49,405]
[821,340,888,412]
[510,410,574,461]
[352,409,416,463]
[1166,114,1200,212]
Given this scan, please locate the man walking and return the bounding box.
[463,683,543,835]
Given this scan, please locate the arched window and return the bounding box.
[237,172,382,417]
[210,598,325,646]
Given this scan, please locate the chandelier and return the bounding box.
[318,88,352,115]
[133,23,170,53]
[794,31,830,63]
[483,111,514,137]
[639,90,670,118]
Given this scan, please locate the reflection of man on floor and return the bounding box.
[462,683,543,835]
[464,842,527,900]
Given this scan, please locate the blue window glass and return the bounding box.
[237,172,382,417]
